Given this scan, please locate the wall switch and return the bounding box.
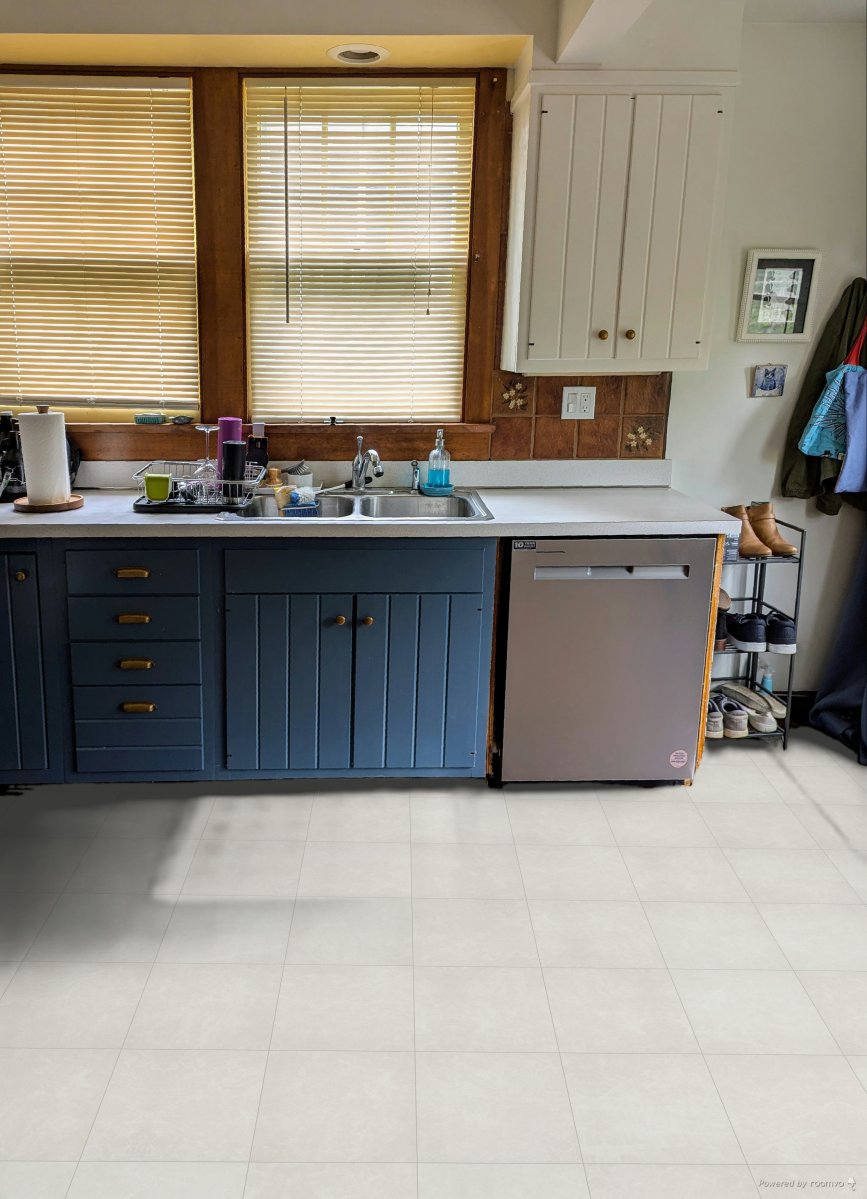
[561,386,596,420]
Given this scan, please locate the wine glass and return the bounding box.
[194,425,219,479]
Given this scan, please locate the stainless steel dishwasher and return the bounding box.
[501,537,716,783]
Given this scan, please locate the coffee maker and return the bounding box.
[0,412,26,503]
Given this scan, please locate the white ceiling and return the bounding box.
[745,0,865,21]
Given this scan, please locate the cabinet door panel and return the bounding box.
[638,94,692,359]
[288,595,320,770]
[669,94,724,359]
[617,94,663,361]
[0,554,48,773]
[526,95,575,362]
[353,595,390,770]
[257,594,291,771]
[585,95,633,362]
[444,594,485,769]
[528,94,632,364]
[415,594,451,769]
[318,594,353,770]
[385,595,421,770]
[225,594,261,770]
[619,93,723,363]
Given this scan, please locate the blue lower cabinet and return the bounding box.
[224,541,495,777]
[0,552,50,776]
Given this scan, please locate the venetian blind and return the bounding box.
[244,79,475,423]
[0,77,199,412]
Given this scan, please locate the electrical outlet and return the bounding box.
[561,386,596,420]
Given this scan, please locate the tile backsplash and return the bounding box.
[488,370,671,460]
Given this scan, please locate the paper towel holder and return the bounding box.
[13,405,84,514]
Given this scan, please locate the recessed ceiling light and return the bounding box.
[327,43,390,66]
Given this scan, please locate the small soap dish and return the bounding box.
[420,483,454,497]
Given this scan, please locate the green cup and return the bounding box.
[144,472,172,502]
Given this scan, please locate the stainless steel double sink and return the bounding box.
[217,488,493,522]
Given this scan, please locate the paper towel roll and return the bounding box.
[18,412,71,506]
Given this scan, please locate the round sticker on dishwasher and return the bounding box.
[669,750,689,769]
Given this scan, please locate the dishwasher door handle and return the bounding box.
[533,564,690,581]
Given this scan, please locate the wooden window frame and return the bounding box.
[0,63,507,461]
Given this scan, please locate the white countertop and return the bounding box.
[0,487,737,538]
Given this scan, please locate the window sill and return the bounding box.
[66,422,495,462]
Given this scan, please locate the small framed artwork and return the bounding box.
[737,248,821,342]
[751,364,787,397]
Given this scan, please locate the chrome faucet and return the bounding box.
[351,435,384,491]
[410,460,420,492]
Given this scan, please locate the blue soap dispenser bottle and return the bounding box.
[427,428,451,489]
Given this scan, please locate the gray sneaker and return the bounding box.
[706,695,725,739]
[718,695,750,739]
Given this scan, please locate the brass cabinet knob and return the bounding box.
[119,659,154,671]
[361,616,375,626]
[597,329,609,341]
[116,614,152,625]
[334,615,347,626]
[114,568,151,579]
[13,570,27,582]
[624,328,637,340]
[121,702,157,714]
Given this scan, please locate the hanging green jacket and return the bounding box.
[781,277,867,515]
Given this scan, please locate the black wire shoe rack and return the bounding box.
[709,519,805,750]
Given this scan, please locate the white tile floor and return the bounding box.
[0,729,866,1197]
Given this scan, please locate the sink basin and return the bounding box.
[316,495,356,518]
[216,488,492,522]
[357,493,484,519]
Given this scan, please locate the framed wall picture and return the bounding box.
[736,249,822,342]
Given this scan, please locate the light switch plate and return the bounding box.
[561,386,596,420]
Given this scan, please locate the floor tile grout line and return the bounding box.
[62,794,220,1196]
[504,797,591,1196]
[600,797,764,1192]
[408,793,420,1199]
[718,844,865,906]
[633,887,757,1180]
[240,786,314,1195]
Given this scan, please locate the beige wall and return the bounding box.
[668,20,867,688]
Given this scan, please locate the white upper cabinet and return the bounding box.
[502,83,728,374]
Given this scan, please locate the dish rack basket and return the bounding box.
[132,460,266,513]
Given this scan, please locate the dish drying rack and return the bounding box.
[132,460,266,513]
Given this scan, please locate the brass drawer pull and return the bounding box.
[116,614,151,625]
[119,659,154,671]
[121,702,157,714]
[13,570,28,582]
[114,568,151,579]
[361,615,375,626]
[334,615,347,626]
[624,328,637,340]
[597,329,609,340]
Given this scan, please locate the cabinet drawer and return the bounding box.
[225,544,488,595]
[74,718,202,748]
[66,548,199,596]
[70,641,202,686]
[73,685,201,722]
[75,746,204,774]
[67,597,200,641]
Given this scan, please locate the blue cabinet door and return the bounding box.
[225,592,353,771]
[226,589,487,775]
[354,592,486,772]
[0,553,49,773]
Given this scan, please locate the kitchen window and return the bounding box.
[0,76,199,417]
[243,78,476,424]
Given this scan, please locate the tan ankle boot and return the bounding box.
[748,501,798,556]
[722,504,772,557]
